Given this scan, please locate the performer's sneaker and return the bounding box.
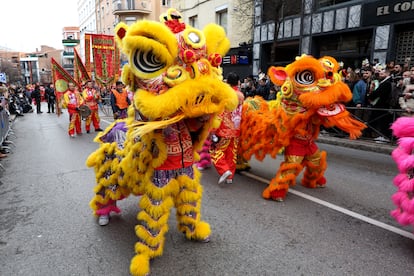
[270,189,287,202]
[316,177,327,188]
[226,179,233,184]
[86,130,90,133]
[218,170,232,184]
[95,128,103,132]
[70,134,75,138]
[98,215,110,226]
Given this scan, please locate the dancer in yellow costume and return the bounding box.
[86,9,238,276]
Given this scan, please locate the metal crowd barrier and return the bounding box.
[327,106,406,145]
[0,109,10,170]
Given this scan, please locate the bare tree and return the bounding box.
[0,59,22,84]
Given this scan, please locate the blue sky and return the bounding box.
[0,0,78,52]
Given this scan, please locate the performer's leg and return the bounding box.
[68,113,75,136]
[92,110,101,130]
[175,167,211,241]
[85,115,91,133]
[211,138,234,183]
[301,150,327,188]
[130,171,179,276]
[263,155,304,201]
[75,114,82,134]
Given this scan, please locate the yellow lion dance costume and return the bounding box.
[240,54,366,201]
[86,9,238,276]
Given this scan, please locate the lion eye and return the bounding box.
[187,32,200,44]
[295,70,314,85]
[133,49,165,73]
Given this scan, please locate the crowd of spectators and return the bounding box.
[342,59,414,142]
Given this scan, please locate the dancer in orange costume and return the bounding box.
[240,55,366,201]
[82,80,103,133]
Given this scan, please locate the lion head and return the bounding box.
[267,54,351,116]
[114,8,238,123]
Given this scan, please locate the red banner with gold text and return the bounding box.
[91,34,116,87]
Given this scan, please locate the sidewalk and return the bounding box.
[317,134,395,155]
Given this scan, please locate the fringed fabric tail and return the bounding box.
[323,110,366,139]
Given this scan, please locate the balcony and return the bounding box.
[62,38,80,46]
[62,51,74,58]
[113,0,152,16]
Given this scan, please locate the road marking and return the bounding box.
[240,171,414,240]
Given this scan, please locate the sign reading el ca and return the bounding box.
[362,0,414,26]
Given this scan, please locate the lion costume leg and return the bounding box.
[301,150,327,188]
[176,168,211,241]
[130,169,180,276]
[263,155,304,201]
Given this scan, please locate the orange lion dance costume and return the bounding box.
[240,54,366,201]
[86,9,237,276]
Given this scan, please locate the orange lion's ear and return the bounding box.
[268,66,288,86]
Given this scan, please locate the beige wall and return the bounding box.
[174,0,253,48]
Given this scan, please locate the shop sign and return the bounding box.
[362,0,414,26]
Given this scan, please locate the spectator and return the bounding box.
[31,83,42,114]
[367,69,393,142]
[255,73,270,100]
[399,76,414,117]
[240,75,256,98]
[45,83,56,113]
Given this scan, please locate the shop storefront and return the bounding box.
[253,0,414,75]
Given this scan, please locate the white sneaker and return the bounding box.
[226,179,233,184]
[374,136,390,143]
[218,170,232,184]
[98,215,109,226]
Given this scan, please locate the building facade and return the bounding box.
[254,0,414,75]
[62,27,81,77]
[175,0,254,78]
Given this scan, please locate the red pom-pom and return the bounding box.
[208,53,222,67]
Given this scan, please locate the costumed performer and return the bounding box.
[85,8,238,276]
[82,80,103,133]
[239,55,366,201]
[111,80,131,119]
[390,116,414,230]
[62,82,84,138]
[210,72,245,184]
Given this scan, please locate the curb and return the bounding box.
[317,135,395,155]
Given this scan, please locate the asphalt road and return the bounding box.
[1,103,413,276]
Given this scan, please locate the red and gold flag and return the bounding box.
[91,34,116,87]
[74,48,91,85]
[51,57,79,116]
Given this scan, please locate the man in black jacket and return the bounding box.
[31,83,42,114]
[45,83,56,113]
[367,69,392,142]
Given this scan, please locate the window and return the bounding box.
[162,0,171,7]
[216,9,228,33]
[127,0,135,9]
[316,0,352,9]
[189,15,198,29]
